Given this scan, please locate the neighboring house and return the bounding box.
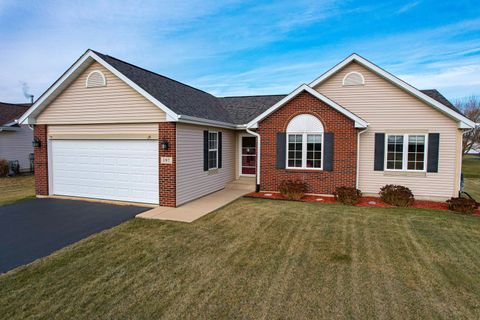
[0,102,33,172]
[19,50,476,206]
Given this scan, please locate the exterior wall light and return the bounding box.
[32,137,41,148]
[160,139,169,150]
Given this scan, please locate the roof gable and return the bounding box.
[309,54,474,128]
[246,84,368,128]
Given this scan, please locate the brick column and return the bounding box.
[159,122,176,207]
[34,124,49,196]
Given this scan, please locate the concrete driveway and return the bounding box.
[0,198,148,273]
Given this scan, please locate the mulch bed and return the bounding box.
[244,192,480,216]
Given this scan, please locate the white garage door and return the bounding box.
[51,140,159,204]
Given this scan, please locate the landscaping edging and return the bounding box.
[244,192,480,215]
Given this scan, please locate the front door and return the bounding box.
[241,136,256,175]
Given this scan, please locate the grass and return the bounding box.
[1,198,480,319]
[463,154,480,201]
[0,175,35,206]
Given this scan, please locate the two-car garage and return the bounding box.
[50,139,159,204]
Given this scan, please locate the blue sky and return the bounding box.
[0,0,479,103]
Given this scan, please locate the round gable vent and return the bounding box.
[342,71,364,86]
[86,70,106,88]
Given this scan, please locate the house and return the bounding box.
[0,102,33,172]
[18,50,476,206]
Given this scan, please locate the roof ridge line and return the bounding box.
[219,94,287,98]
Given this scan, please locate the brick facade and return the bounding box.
[159,122,176,207]
[258,91,358,195]
[34,124,49,196]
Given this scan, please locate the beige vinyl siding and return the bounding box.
[0,125,33,171]
[36,62,166,124]
[314,62,461,199]
[176,124,235,206]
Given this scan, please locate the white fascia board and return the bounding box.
[177,115,237,129]
[309,53,476,128]
[246,84,368,129]
[19,50,180,124]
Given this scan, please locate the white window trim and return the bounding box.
[85,70,106,88]
[208,131,219,170]
[384,133,428,172]
[342,71,365,86]
[286,132,324,170]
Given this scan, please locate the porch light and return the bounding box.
[32,137,41,148]
[160,139,169,150]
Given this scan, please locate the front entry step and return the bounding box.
[226,177,256,191]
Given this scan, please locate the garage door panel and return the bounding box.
[51,140,159,204]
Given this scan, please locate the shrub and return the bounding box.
[447,197,478,214]
[279,179,308,200]
[0,159,8,177]
[379,184,414,207]
[334,186,362,205]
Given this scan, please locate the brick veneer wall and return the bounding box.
[159,122,176,207]
[258,91,358,195]
[34,124,49,195]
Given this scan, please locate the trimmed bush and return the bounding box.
[447,197,478,214]
[0,159,8,177]
[379,184,414,207]
[279,179,308,200]
[334,186,362,205]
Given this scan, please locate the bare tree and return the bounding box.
[455,96,480,155]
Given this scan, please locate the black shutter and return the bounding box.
[324,132,334,171]
[276,133,286,169]
[427,133,440,173]
[218,132,222,169]
[203,130,209,171]
[374,133,385,171]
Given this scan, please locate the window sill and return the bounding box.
[285,168,324,173]
[383,171,426,177]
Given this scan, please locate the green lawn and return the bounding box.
[1,198,480,319]
[0,175,35,206]
[463,154,480,201]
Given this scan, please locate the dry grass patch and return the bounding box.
[0,175,35,206]
[1,198,480,319]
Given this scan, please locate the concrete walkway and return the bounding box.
[136,179,254,222]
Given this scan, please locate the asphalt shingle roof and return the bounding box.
[92,51,463,126]
[420,89,462,114]
[93,51,234,124]
[219,95,286,124]
[0,102,31,126]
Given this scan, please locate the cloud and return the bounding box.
[396,1,420,14]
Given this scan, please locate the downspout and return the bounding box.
[459,127,474,194]
[356,127,368,190]
[246,126,261,192]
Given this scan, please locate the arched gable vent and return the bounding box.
[342,71,364,86]
[86,70,106,88]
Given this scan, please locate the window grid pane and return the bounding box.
[287,134,303,167]
[208,132,218,169]
[407,135,425,171]
[306,134,322,168]
[386,135,404,170]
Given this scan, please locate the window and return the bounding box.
[386,134,427,171]
[208,132,218,169]
[286,114,324,170]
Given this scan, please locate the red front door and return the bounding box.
[241,136,256,175]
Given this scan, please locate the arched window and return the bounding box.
[85,70,107,88]
[342,71,364,86]
[286,114,324,169]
